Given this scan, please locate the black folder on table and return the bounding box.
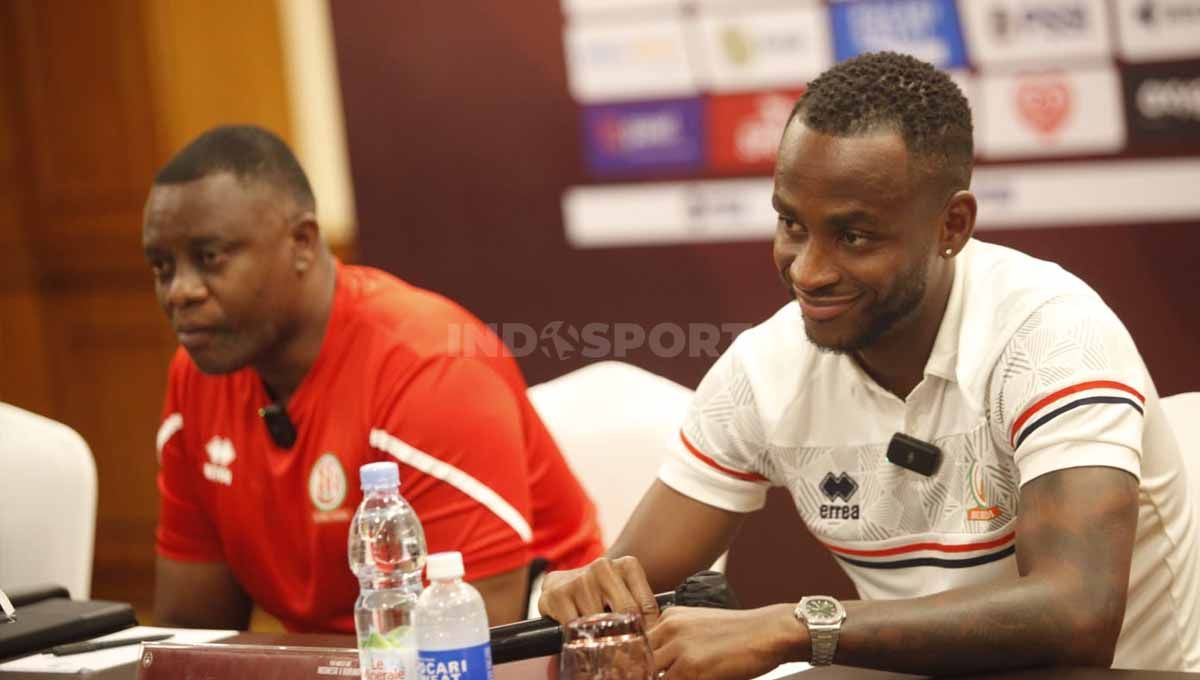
[0,584,137,661]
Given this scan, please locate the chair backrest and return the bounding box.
[528,361,694,548]
[1161,392,1200,494]
[0,402,97,599]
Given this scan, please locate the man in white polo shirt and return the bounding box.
[537,51,1199,676]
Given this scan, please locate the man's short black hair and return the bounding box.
[792,51,974,191]
[154,125,315,209]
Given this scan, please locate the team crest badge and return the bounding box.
[967,461,1000,522]
[309,453,348,512]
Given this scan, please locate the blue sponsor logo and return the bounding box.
[830,0,968,69]
[582,98,704,176]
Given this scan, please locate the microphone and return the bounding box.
[886,432,942,476]
[490,570,739,663]
[258,403,297,449]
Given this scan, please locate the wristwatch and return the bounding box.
[794,595,846,666]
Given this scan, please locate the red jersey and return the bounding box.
[155,263,603,632]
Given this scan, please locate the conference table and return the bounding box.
[204,633,1200,680]
[4,631,1198,679]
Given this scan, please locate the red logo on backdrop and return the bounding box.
[597,116,623,154]
[1015,76,1072,135]
[708,89,806,174]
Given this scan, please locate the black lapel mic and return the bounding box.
[258,403,297,449]
[886,432,942,476]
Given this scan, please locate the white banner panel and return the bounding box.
[691,2,830,92]
[562,159,1200,247]
[959,0,1113,67]
[946,69,984,151]
[564,18,698,103]
[1114,0,1200,63]
[973,158,1200,229]
[561,0,684,16]
[563,179,775,248]
[977,66,1125,159]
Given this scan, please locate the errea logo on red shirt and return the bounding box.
[203,436,236,486]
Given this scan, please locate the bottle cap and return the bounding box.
[359,461,400,491]
[426,551,464,581]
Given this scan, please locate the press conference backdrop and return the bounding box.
[331,0,1200,605]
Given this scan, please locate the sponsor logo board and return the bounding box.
[582,98,705,176]
[564,19,697,103]
[960,0,1112,66]
[830,0,969,69]
[977,66,1124,158]
[1121,61,1200,148]
[1115,0,1200,62]
[691,3,829,92]
[707,89,805,174]
[561,160,1200,247]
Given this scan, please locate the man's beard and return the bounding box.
[804,259,929,355]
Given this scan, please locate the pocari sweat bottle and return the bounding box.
[415,551,494,680]
[348,461,428,680]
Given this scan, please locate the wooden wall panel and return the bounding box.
[1,0,165,610]
[1,0,299,615]
[42,289,174,603]
[0,0,54,417]
[141,0,293,156]
[12,0,156,207]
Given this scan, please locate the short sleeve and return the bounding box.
[658,338,772,513]
[155,349,224,562]
[988,296,1149,487]
[369,355,533,582]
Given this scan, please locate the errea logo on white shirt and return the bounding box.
[203,436,236,486]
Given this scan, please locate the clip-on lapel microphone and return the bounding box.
[259,403,297,449]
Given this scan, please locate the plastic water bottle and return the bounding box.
[348,462,428,680]
[415,551,494,680]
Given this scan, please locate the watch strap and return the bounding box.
[794,596,845,667]
[807,622,839,665]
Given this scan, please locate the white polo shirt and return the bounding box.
[660,239,1199,671]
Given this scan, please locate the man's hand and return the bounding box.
[538,556,661,625]
[649,605,804,680]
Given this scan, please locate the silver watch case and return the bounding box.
[794,595,847,666]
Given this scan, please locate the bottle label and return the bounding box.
[359,629,418,680]
[418,642,493,680]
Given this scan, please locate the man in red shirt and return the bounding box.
[143,125,602,632]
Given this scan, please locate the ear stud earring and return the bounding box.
[943,248,953,257]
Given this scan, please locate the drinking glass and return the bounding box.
[559,612,655,680]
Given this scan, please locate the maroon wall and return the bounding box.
[330,1,1200,607]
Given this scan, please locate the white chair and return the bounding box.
[1161,392,1200,494]
[0,402,97,599]
[528,361,696,550]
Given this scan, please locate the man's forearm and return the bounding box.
[773,468,1137,675]
[786,576,1121,675]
